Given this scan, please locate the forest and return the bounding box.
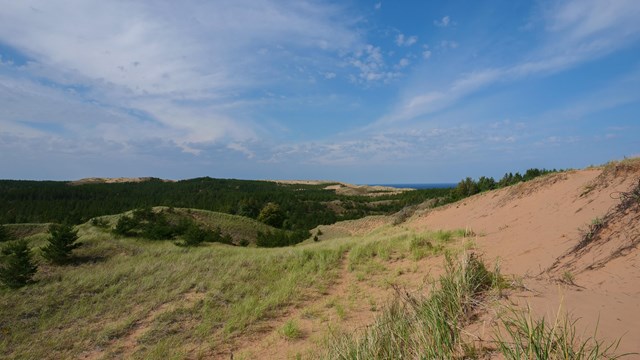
[0,177,451,232]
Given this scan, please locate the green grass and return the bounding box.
[495,306,631,359]
[0,221,347,359]
[322,252,499,359]
[280,319,303,340]
[94,207,281,245]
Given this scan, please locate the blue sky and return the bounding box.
[0,0,639,183]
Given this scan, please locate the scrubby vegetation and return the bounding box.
[0,224,12,242]
[0,178,449,231]
[323,253,500,359]
[0,240,37,289]
[496,306,627,359]
[450,168,558,200]
[41,224,81,264]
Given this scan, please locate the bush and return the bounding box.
[0,224,12,242]
[176,224,210,247]
[42,224,81,265]
[257,202,285,228]
[0,240,37,288]
[256,229,309,247]
[113,215,138,236]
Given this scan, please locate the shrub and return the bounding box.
[256,230,309,247]
[42,224,81,265]
[280,319,302,340]
[176,224,211,247]
[257,202,285,228]
[113,215,138,236]
[0,240,38,288]
[0,224,13,242]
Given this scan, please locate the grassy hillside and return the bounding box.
[94,207,281,245]
[0,211,478,359]
[2,164,632,359]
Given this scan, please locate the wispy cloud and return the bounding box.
[0,0,363,150]
[379,0,640,125]
[395,34,418,47]
[347,44,400,83]
[434,16,452,27]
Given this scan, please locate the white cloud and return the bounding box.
[227,142,256,159]
[440,40,459,49]
[434,15,452,27]
[348,44,400,83]
[422,45,432,59]
[258,122,528,167]
[396,58,410,68]
[379,0,640,125]
[395,34,418,47]
[374,2,382,10]
[324,72,337,79]
[0,0,363,150]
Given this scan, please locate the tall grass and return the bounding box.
[323,252,499,359]
[495,305,632,359]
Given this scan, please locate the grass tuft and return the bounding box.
[281,319,303,340]
[495,305,633,359]
[322,252,498,359]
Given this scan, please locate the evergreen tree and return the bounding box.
[0,240,37,288]
[42,224,81,264]
[258,202,285,228]
[0,224,12,242]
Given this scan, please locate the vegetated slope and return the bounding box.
[2,161,636,359]
[96,207,280,245]
[0,177,448,231]
[406,158,640,355]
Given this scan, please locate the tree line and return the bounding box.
[0,178,449,231]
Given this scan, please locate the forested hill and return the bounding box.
[0,177,450,231]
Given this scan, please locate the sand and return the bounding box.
[407,160,640,355]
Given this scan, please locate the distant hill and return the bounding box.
[0,177,449,230]
[68,177,174,185]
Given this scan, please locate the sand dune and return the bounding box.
[407,159,640,354]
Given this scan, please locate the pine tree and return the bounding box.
[42,224,81,264]
[0,240,38,288]
[0,224,12,242]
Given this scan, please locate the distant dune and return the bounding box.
[68,177,174,185]
[270,179,414,196]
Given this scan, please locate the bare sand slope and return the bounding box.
[407,160,640,354]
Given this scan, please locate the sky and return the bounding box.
[0,0,639,183]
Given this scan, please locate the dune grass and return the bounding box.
[495,306,631,360]
[322,253,500,359]
[0,222,347,359]
[2,214,627,359]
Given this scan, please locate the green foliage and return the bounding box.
[280,319,303,340]
[114,208,186,240]
[90,217,109,228]
[256,229,309,247]
[0,224,13,242]
[495,306,628,359]
[42,224,81,264]
[0,240,38,288]
[323,253,499,359]
[176,224,229,247]
[451,168,559,202]
[0,178,450,234]
[257,202,285,228]
[454,177,480,198]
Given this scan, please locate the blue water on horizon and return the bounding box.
[370,183,456,189]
